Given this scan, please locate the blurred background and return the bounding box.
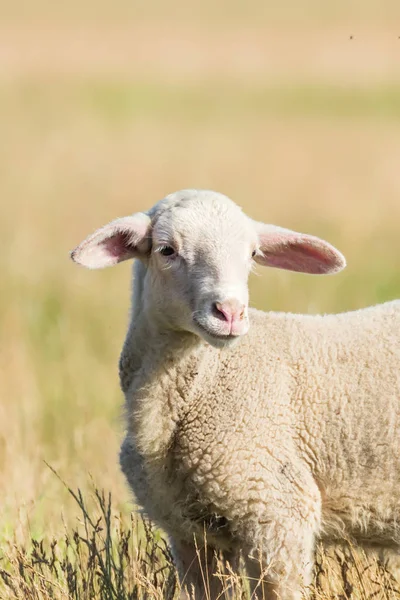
[1,0,399,541]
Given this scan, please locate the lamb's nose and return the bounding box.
[213,299,246,325]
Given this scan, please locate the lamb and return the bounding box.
[71,189,400,600]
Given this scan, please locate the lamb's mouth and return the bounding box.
[193,318,237,341]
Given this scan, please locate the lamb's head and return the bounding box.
[71,189,345,348]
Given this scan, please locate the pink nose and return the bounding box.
[213,299,246,326]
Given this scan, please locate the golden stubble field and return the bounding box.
[0,1,399,597]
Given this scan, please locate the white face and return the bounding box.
[71,188,346,350]
[145,198,257,348]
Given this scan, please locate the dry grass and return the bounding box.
[1,476,400,599]
[0,1,400,597]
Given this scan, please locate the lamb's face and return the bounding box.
[71,188,346,349]
[145,196,257,348]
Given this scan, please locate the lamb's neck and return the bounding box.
[120,312,202,391]
[119,312,213,456]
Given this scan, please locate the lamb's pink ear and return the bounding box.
[254,223,346,275]
[70,213,151,269]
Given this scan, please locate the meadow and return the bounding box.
[0,1,400,596]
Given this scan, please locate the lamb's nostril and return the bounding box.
[213,302,231,322]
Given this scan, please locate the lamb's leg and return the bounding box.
[170,537,238,600]
[243,519,318,600]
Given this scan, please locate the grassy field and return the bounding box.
[0,1,400,597]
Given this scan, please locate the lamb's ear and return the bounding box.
[70,213,151,269]
[254,222,346,275]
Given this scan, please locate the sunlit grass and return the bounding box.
[2,82,400,125]
[0,477,399,598]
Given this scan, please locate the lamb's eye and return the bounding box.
[160,246,175,257]
[251,249,257,258]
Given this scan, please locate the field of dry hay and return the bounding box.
[0,1,399,597]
